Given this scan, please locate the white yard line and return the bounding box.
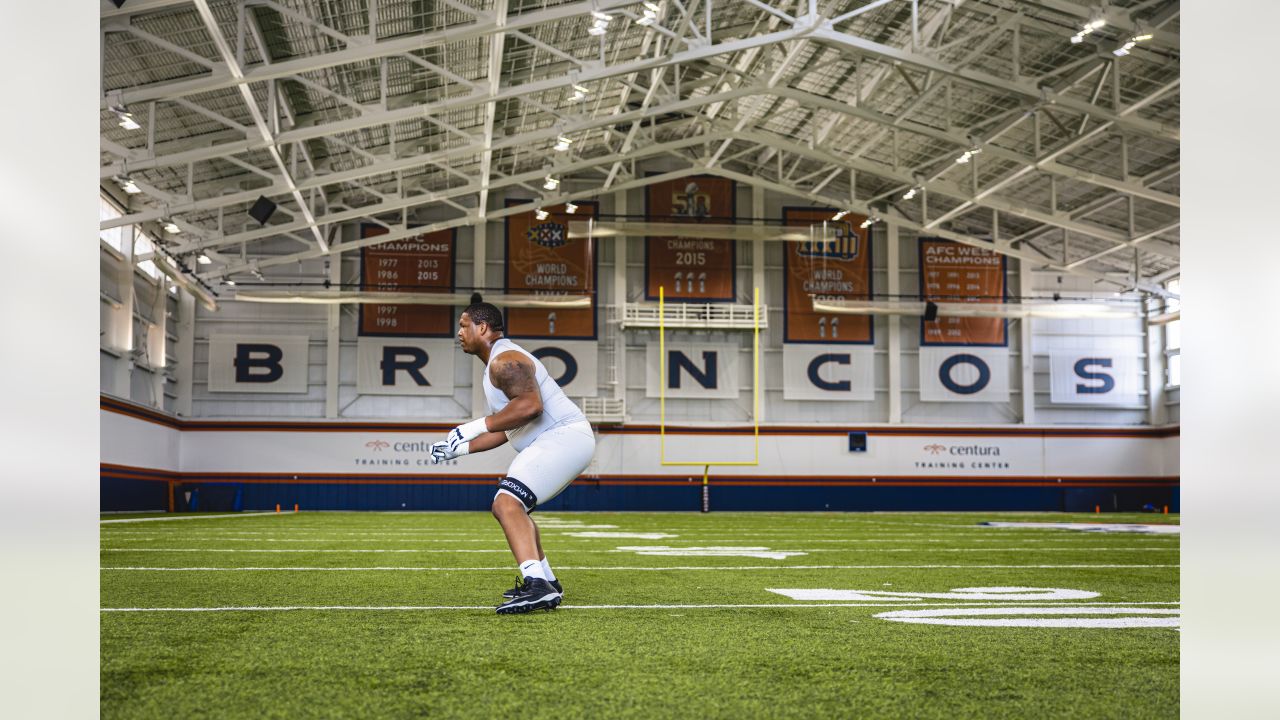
[100,601,1181,613]
[100,513,280,524]
[99,547,1180,553]
[101,563,1180,571]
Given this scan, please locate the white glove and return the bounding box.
[446,417,489,456]
[430,441,458,464]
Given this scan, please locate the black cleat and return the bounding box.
[503,575,563,599]
[496,577,562,615]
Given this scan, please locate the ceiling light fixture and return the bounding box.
[110,105,141,131]
[1113,32,1153,56]
[118,176,141,194]
[589,11,612,35]
[543,175,560,190]
[534,208,550,221]
[163,221,180,234]
[565,202,578,214]
[638,2,660,26]
[197,254,212,265]
[859,216,879,230]
[571,84,589,102]
[225,279,236,287]
[1070,16,1106,44]
[831,210,849,221]
[955,147,981,164]
[902,187,918,200]
[554,135,573,152]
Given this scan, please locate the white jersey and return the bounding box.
[482,338,588,452]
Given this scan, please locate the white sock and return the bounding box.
[540,558,557,582]
[519,559,547,581]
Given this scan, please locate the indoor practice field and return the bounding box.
[101,511,1179,719]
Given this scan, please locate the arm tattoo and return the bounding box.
[492,355,538,400]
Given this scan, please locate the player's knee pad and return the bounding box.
[494,476,537,513]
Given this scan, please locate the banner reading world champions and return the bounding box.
[504,200,598,339]
[782,207,873,344]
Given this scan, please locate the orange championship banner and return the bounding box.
[918,238,1007,346]
[358,224,456,337]
[782,207,873,344]
[504,200,598,339]
[645,175,737,301]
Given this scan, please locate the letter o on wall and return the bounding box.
[531,347,578,387]
[938,354,991,395]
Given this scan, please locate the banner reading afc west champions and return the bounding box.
[359,225,456,337]
[645,176,736,301]
[917,239,1010,402]
[918,238,1007,346]
[782,207,873,343]
[504,201,598,339]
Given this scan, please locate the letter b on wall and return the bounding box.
[210,335,310,393]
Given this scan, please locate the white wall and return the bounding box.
[100,402,1175,480]
[103,185,1173,428]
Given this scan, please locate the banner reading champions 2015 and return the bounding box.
[780,207,875,401]
[918,239,1009,402]
[645,175,736,301]
[504,201,597,339]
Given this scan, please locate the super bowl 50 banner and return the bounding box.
[782,207,873,343]
[208,335,310,393]
[359,225,456,337]
[505,201,598,339]
[645,176,736,301]
[918,239,1007,346]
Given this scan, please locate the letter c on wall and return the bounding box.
[807,353,852,392]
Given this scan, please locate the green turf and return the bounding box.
[101,511,1178,719]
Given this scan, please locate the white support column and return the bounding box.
[174,290,195,417]
[1018,258,1035,424]
[471,221,488,417]
[146,282,167,409]
[325,255,342,418]
[886,221,902,423]
[1144,303,1167,425]
[613,189,628,402]
[752,185,766,423]
[110,228,136,398]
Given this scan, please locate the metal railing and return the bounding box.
[578,396,626,424]
[618,302,767,330]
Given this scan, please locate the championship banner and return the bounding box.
[1049,352,1142,405]
[782,207,873,343]
[208,335,310,394]
[782,345,875,401]
[644,341,740,399]
[505,201,598,339]
[515,340,599,398]
[918,238,1007,346]
[645,175,736,301]
[355,338,456,396]
[919,346,1010,403]
[359,224,456,337]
